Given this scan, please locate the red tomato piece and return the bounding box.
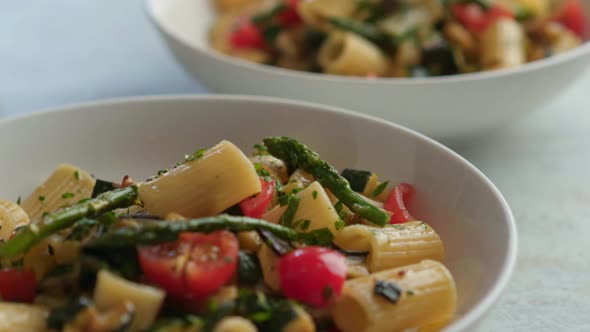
[0,269,37,303]
[138,231,239,299]
[229,18,266,49]
[239,177,275,218]
[279,247,346,308]
[384,183,416,224]
[554,0,587,37]
[278,0,302,27]
[452,3,513,33]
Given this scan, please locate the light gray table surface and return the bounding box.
[2,1,590,331]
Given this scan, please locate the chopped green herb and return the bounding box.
[74,170,80,180]
[278,188,302,206]
[371,181,389,198]
[298,228,334,246]
[254,143,269,156]
[254,163,273,182]
[279,195,300,228]
[16,196,21,206]
[374,280,402,304]
[185,149,206,162]
[38,195,45,202]
[250,311,272,323]
[312,190,318,200]
[42,211,50,218]
[334,219,346,231]
[322,285,334,301]
[62,192,75,199]
[406,290,415,297]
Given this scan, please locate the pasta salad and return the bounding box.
[0,137,456,332]
[210,0,587,77]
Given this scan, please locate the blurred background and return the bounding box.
[0,0,205,116]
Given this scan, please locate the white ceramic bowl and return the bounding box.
[0,95,516,331]
[146,0,590,138]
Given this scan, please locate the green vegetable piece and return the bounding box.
[238,251,263,284]
[341,168,372,192]
[371,181,389,198]
[91,179,116,198]
[329,17,385,43]
[263,137,390,226]
[297,228,334,246]
[0,185,139,259]
[88,215,297,248]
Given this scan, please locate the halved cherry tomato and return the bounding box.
[0,269,37,302]
[278,247,346,308]
[278,0,302,27]
[239,177,275,218]
[229,19,266,49]
[138,231,238,299]
[384,183,416,224]
[452,3,514,33]
[554,0,586,37]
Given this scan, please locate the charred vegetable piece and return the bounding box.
[91,179,116,198]
[238,251,263,285]
[263,137,390,226]
[341,169,373,193]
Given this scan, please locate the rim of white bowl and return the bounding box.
[0,95,517,331]
[145,0,590,85]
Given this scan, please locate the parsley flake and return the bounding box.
[253,143,269,155]
[312,190,318,200]
[371,181,389,198]
[335,219,346,230]
[298,228,334,246]
[62,192,75,199]
[74,170,80,180]
[38,195,45,202]
[279,195,300,228]
[185,149,206,162]
[16,196,21,206]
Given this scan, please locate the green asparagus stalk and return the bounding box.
[328,17,386,43]
[87,215,298,248]
[263,137,390,226]
[0,185,139,259]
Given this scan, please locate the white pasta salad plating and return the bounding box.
[0,137,456,332]
[210,0,586,77]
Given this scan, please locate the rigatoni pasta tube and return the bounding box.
[0,303,48,332]
[480,18,525,70]
[334,222,444,272]
[21,163,95,222]
[213,316,259,332]
[0,200,29,241]
[140,140,261,218]
[297,0,356,31]
[263,181,341,234]
[94,270,165,331]
[332,260,457,332]
[318,32,389,76]
[258,244,281,292]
